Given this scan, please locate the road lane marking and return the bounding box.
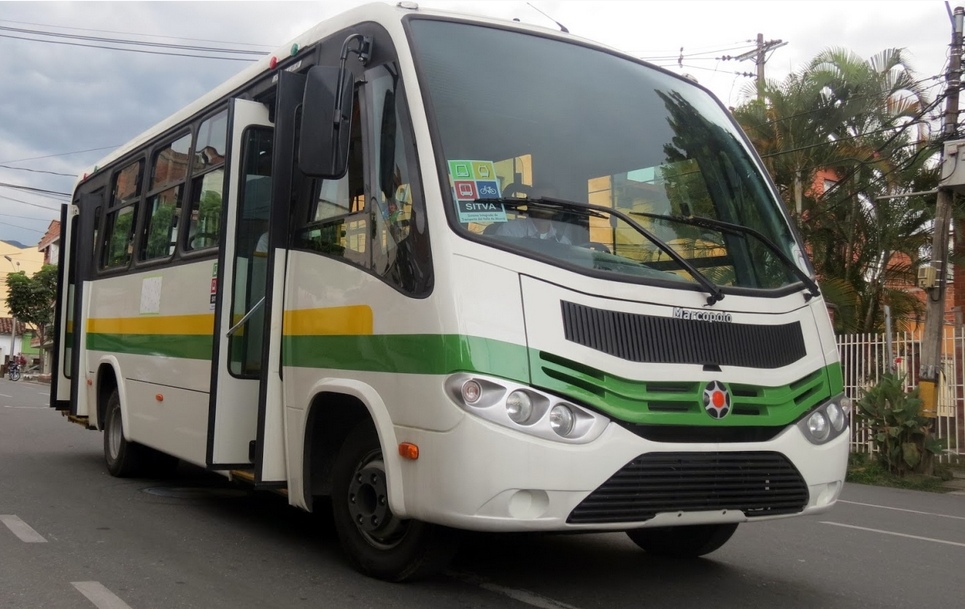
[448,571,582,609]
[838,500,965,521]
[821,521,965,548]
[0,515,47,542]
[2,404,47,409]
[72,582,134,609]
[0,393,11,397]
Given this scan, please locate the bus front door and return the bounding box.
[207,98,274,473]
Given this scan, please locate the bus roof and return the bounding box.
[71,2,645,191]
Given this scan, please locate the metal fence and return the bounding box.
[837,329,963,462]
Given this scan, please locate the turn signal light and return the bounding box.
[398,442,419,460]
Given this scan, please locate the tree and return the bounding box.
[6,264,57,350]
[733,47,937,334]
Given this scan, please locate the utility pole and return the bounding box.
[721,34,788,96]
[920,6,964,418]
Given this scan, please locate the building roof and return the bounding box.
[0,318,25,336]
[37,220,61,251]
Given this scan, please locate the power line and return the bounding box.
[0,164,76,178]
[0,145,119,165]
[0,24,268,56]
[0,33,258,62]
[0,18,276,49]
[0,183,70,199]
[0,194,62,212]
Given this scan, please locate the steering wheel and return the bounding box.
[501,182,534,200]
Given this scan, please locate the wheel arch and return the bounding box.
[94,357,125,434]
[299,379,403,515]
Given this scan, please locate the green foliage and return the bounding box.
[854,373,942,476]
[6,264,57,347]
[733,46,937,334]
[846,452,950,492]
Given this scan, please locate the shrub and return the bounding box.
[854,373,942,476]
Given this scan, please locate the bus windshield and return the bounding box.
[408,18,807,292]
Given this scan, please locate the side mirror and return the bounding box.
[298,65,353,178]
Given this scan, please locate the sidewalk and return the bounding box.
[944,469,965,495]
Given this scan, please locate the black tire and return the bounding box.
[103,389,147,477]
[331,422,460,581]
[9,368,20,381]
[626,523,738,558]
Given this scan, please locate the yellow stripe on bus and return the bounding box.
[284,305,373,336]
[87,314,215,335]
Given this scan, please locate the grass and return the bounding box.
[846,452,957,493]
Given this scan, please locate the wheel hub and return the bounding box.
[348,465,393,535]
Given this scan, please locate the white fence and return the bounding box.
[837,329,963,462]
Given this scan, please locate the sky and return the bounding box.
[0,0,955,249]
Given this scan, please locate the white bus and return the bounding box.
[52,2,850,581]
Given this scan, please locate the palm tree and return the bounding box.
[734,47,937,333]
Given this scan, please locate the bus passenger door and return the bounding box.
[207,98,273,469]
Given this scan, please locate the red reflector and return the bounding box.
[398,442,419,460]
[269,56,278,69]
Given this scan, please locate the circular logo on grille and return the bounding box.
[703,381,731,419]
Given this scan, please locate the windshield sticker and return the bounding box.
[448,160,507,223]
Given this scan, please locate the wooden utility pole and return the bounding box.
[920,6,963,417]
[722,34,787,97]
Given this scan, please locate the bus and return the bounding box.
[52,2,850,582]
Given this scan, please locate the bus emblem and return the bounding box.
[703,381,731,419]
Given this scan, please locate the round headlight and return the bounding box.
[807,411,830,442]
[827,403,846,432]
[461,379,482,405]
[549,404,575,437]
[506,390,534,424]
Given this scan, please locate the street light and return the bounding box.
[4,255,20,370]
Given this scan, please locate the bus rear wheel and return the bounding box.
[626,523,738,558]
[331,422,459,581]
[103,388,146,477]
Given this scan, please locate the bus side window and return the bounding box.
[102,159,143,270]
[186,110,227,251]
[141,132,190,261]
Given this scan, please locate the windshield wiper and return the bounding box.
[480,196,725,305]
[632,211,821,300]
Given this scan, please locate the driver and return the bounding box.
[492,182,572,244]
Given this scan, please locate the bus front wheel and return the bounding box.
[103,389,146,477]
[331,422,460,581]
[626,523,738,558]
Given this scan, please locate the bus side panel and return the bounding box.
[85,262,216,464]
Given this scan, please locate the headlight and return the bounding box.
[796,393,850,445]
[826,402,846,432]
[807,411,830,442]
[549,404,575,437]
[444,373,610,444]
[506,390,535,424]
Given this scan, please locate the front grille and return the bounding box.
[561,301,806,369]
[567,451,809,524]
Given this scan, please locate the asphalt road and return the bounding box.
[2,379,964,608]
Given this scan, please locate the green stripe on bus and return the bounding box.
[283,334,531,381]
[87,333,215,360]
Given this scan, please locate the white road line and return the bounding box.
[838,500,965,521]
[0,393,11,398]
[449,571,582,609]
[821,521,965,548]
[2,404,46,409]
[72,582,134,609]
[0,515,47,542]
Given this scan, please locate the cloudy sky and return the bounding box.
[0,0,953,248]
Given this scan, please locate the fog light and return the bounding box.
[506,390,534,424]
[807,411,830,442]
[549,404,575,437]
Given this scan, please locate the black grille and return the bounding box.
[567,451,809,524]
[561,301,806,368]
